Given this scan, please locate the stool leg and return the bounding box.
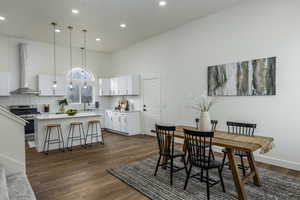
[57,126,61,151]
[78,124,83,147]
[91,123,94,144]
[95,122,99,143]
[67,125,72,149]
[85,123,90,145]
[98,122,104,144]
[46,127,52,153]
[59,126,64,151]
[80,124,86,148]
[43,127,49,154]
[70,125,75,150]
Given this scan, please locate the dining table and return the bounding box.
[151,125,274,200]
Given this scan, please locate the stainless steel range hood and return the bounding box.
[11,43,40,95]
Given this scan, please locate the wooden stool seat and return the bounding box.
[47,124,61,127]
[88,120,100,124]
[70,122,82,126]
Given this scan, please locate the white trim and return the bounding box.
[0,106,26,126]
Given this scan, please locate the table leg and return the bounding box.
[226,148,247,200]
[246,151,261,186]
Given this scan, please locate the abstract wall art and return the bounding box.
[207,57,276,96]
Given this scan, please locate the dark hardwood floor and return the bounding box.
[26,131,300,200]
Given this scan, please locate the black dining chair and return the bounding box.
[154,124,187,185]
[183,129,225,200]
[221,121,256,176]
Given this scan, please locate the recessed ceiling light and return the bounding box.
[55,29,61,33]
[0,16,5,21]
[96,38,101,42]
[120,24,127,28]
[159,1,167,7]
[72,9,79,14]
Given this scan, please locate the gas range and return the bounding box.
[9,105,40,135]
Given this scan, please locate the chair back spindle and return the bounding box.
[155,124,176,157]
[184,129,214,168]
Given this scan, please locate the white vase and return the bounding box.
[199,111,211,131]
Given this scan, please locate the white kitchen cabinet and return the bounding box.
[104,110,141,135]
[104,110,113,129]
[0,72,10,96]
[100,75,140,96]
[127,75,140,95]
[99,78,111,96]
[38,75,66,96]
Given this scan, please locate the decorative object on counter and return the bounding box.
[68,25,74,89]
[58,98,68,113]
[51,22,58,89]
[208,56,276,96]
[115,98,129,111]
[192,95,214,131]
[95,101,99,109]
[65,109,77,116]
[43,104,50,113]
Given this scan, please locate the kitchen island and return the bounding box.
[34,112,103,152]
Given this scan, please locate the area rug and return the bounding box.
[107,156,300,200]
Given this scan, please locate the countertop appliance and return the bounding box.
[9,105,40,136]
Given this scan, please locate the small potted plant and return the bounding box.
[58,98,68,113]
[192,95,214,131]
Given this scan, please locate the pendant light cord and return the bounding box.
[51,22,57,83]
[68,26,73,84]
[82,29,87,83]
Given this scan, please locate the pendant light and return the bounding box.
[68,26,73,89]
[82,29,88,89]
[51,22,57,88]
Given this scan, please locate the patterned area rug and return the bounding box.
[107,156,300,200]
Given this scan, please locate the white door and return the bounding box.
[143,78,161,135]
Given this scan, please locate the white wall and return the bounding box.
[111,0,300,170]
[0,34,112,112]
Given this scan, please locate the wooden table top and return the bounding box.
[152,126,274,153]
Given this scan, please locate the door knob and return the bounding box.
[143,108,147,111]
[143,105,146,107]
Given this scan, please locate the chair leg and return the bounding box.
[170,157,173,185]
[206,169,210,200]
[221,152,227,172]
[201,167,204,182]
[184,165,192,190]
[99,122,104,144]
[240,156,246,177]
[218,166,226,192]
[154,155,161,176]
[70,125,75,151]
[183,155,188,175]
[210,149,215,160]
[56,127,61,151]
[85,123,90,146]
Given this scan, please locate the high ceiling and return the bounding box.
[0,0,241,52]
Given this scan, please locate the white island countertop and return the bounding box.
[35,112,102,120]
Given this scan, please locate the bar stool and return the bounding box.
[85,120,104,145]
[67,122,86,150]
[43,124,64,154]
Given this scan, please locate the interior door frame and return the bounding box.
[142,77,161,136]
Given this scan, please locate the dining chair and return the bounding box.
[154,124,187,186]
[221,121,256,176]
[183,129,225,200]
